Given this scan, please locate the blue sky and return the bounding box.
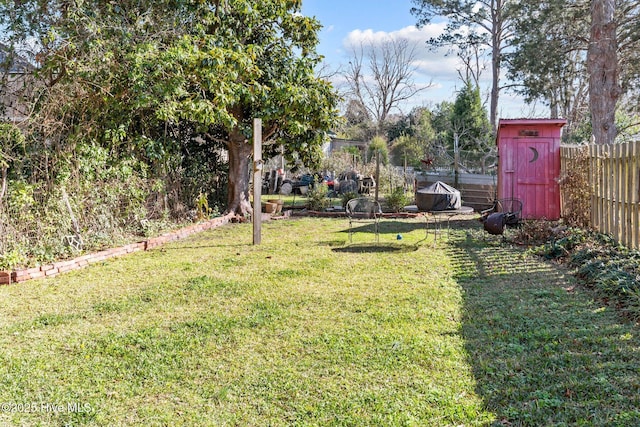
[301,0,419,61]
[301,0,540,118]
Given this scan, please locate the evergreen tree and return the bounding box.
[450,81,491,151]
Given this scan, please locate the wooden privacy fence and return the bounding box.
[561,142,640,250]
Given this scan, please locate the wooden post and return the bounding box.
[375,150,380,202]
[403,148,407,192]
[454,133,460,188]
[253,118,263,245]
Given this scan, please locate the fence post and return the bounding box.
[454,133,460,188]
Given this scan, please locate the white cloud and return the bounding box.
[337,23,531,114]
[341,23,465,85]
[343,23,447,48]
[412,57,461,80]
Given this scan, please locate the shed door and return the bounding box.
[499,138,560,220]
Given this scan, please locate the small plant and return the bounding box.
[385,187,410,213]
[306,181,329,211]
[195,192,212,220]
[0,248,27,270]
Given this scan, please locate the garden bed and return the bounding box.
[0,213,235,285]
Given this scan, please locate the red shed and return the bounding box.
[496,118,567,220]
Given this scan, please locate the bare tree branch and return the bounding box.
[343,37,432,135]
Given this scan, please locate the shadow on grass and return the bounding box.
[446,232,640,426]
[332,243,419,253]
[155,243,254,252]
[339,220,428,236]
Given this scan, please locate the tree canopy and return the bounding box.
[1,0,340,215]
[451,80,492,151]
[411,0,519,131]
[413,0,640,145]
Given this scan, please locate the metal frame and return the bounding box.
[480,198,523,235]
[345,197,383,243]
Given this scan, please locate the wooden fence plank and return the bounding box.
[623,142,631,248]
[604,144,609,235]
[596,144,603,232]
[632,141,637,248]
[614,143,621,244]
[588,145,601,228]
[595,144,601,230]
[610,144,616,239]
[561,141,640,250]
[624,143,631,247]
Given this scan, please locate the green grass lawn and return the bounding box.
[0,217,639,426]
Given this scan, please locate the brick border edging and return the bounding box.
[0,213,236,285]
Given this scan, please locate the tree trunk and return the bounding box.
[588,0,619,145]
[489,0,503,134]
[226,132,253,217]
[549,91,559,119]
[0,167,6,202]
[490,41,500,133]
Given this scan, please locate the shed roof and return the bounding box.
[498,118,567,127]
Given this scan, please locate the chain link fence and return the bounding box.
[425,145,497,176]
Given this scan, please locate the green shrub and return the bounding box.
[385,187,410,212]
[552,230,640,320]
[306,182,329,211]
[0,249,27,270]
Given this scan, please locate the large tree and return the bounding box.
[450,80,492,151]
[411,0,519,131]
[506,0,640,144]
[389,107,436,167]
[0,0,339,216]
[588,0,620,145]
[507,0,590,132]
[340,99,376,141]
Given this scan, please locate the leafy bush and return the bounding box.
[530,227,640,320]
[384,187,410,212]
[367,136,389,164]
[306,182,330,211]
[0,142,179,268]
[524,223,586,259]
[0,249,27,271]
[557,147,590,227]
